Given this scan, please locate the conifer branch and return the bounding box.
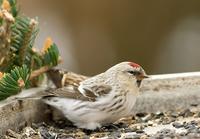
[0,0,61,100]
[18,19,38,66]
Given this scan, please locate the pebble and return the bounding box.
[142,114,153,122]
[155,111,164,117]
[170,112,179,118]
[161,117,176,125]
[39,126,57,139]
[172,122,183,128]
[152,129,176,138]
[179,109,194,117]
[136,113,147,117]
[190,103,198,107]
[197,112,200,117]
[179,132,187,136]
[121,132,142,139]
[135,130,144,134]
[147,121,154,126]
[140,134,148,139]
[124,128,136,133]
[5,129,20,138]
[109,131,121,138]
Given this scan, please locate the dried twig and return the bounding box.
[30,59,62,80]
[30,65,49,80]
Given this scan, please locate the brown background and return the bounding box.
[19,0,200,75]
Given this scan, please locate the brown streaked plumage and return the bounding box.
[42,62,148,130]
[43,84,112,102]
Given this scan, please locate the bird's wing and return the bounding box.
[47,68,88,88]
[42,84,112,102]
[80,84,112,98]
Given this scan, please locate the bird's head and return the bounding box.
[106,62,148,87]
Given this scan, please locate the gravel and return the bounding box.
[3,105,200,139]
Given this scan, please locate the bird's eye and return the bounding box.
[127,71,140,76]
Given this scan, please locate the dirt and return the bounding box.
[2,105,200,139]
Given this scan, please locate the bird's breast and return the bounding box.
[123,92,137,115]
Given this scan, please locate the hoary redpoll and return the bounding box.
[43,62,148,130]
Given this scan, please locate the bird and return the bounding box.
[42,61,148,130]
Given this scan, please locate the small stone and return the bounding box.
[135,125,142,130]
[142,114,153,122]
[60,137,74,139]
[152,123,158,127]
[157,128,176,138]
[187,133,200,138]
[185,124,196,130]
[39,127,57,139]
[170,112,179,118]
[136,113,147,117]
[161,117,175,125]
[179,109,194,117]
[190,107,198,113]
[190,103,198,107]
[179,132,187,136]
[140,134,148,139]
[147,121,154,126]
[114,122,127,128]
[197,112,200,117]
[22,127,37,137]
[190,120,198,125]
[110,131,121,138]
[124,128,135,133]
[6,129,21,138]
[172,122,183,128]
[155,111,164,117]
[32,123,39,129]
[154,119,160,123]
[121,132,141,139]
[136,130,144,133]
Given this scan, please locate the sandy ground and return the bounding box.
[3,105,200,139]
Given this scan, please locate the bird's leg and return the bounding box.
[82,129,96,135]
[102,123,119,130]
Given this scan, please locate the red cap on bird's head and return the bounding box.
[128,62,141,68]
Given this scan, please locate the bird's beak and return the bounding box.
[137,74,149,80]
[136,73,149,87]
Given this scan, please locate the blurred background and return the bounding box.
[19,0,200,76]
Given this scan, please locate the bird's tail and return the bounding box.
[8,87,56,101]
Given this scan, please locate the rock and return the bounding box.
[147,121,154,126]
[161,117,175,125]
[135,130,144,134]
[190,103,198,107]
[39,126,57,139]
[140,134,148,139]
[114,122,127,128]
[121,132,141,139]
[170,112,179,118]
[5,129,21,138]
[109,131,121,138]
[190,120,198,125]
[142,114,154,122]
[179,132,187,136]
[172,122,183,128]
[136,113,147,118]
[187,133,200,138]
[155,128,176,138]
[21,127,37,137]
[179,109,194,117]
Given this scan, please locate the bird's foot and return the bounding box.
[100,123,119,131]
